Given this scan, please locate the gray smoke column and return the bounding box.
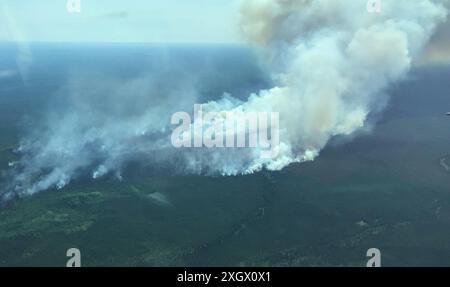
[2,0,448,198]
[213,0,449,171]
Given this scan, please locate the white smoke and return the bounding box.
[3,71,201,197]
[231,0,448,166]
[2,0,448,198]
[0,2,33,84]
[197,0,449,173]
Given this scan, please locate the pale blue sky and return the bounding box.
[0,0,240,43]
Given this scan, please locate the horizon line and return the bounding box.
[0,40,247,46]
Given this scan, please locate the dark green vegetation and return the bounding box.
[2,109,450,266]
[0,45,450,266]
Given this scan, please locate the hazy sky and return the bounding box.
[0,0,449,63]
[0,0,240,43]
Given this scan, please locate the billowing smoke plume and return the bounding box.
[228,0,449,170]
[2,0,448,199]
